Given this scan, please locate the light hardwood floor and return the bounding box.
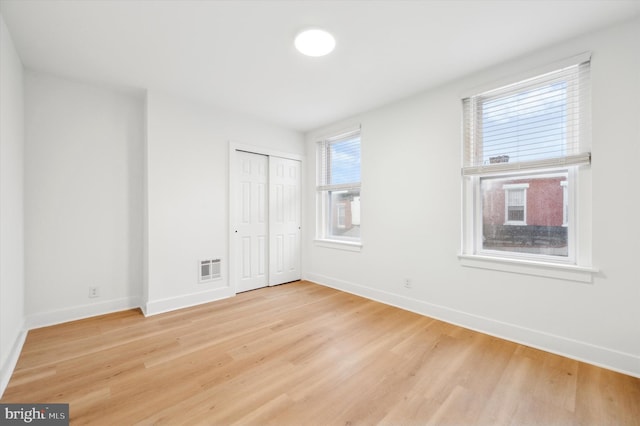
[2,281,639,425]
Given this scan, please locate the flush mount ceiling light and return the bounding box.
[294,29,336,57]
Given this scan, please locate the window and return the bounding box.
[503,183,529,225]
[317,128,361,244]
[337,203,346,228]
[560,181,568,227]
[462,54,591,266]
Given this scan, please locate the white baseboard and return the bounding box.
[25,296,142,330]
[0,329,27,398]
[2,289,234,396]
[305,272,640,378]
[144,286,234,316]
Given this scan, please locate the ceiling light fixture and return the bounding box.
[294,29,336,57]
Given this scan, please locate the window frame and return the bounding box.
[336,202,346,229]
[460,54,596,281]
[502,183,529,226]
[561,180,569,227]
[315,128,362,248]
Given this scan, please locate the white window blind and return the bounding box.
[317,129,361,191]
[463,55,591,176]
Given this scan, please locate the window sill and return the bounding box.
[457,254,598,283]
[314,239,362,252]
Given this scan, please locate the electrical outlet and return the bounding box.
[88,286,100,298]
[403,278,411,289]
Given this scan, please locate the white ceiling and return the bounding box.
[2,0,639,132]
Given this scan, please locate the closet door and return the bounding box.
[235,151,269,292]
[269,156,301,285]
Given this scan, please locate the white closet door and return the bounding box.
[269,156,301,286]
[235,151,269,292]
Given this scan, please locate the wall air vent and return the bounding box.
[200,259,221,282]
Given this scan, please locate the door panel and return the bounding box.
[235,151,269,292]
[269,156,301,285]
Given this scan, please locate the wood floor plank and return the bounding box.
[2,280,639,425]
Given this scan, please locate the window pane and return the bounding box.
[508,206,525,222]
[482,81,568,164]
[507,189,525,206]
[328,189,360,239]
[481,172,568,257]
[329,136,361,185]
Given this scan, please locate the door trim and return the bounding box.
[228,141,304,294]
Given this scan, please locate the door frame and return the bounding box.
[228,141,303,294]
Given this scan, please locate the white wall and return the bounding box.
[24,72,144,327]
[0,13,25,393]
[144,91,304,314]
[304,18,640,376]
